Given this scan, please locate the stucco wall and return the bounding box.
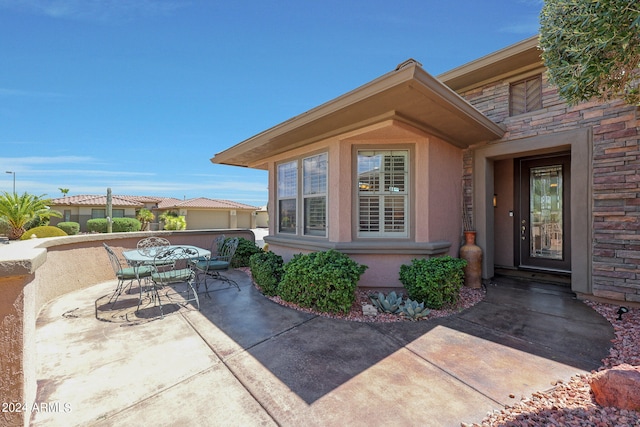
[0,229,255,427]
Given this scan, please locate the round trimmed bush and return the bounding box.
[249,251,284,296]
[56,222,80,235]
[20,226,68,240]
[399,256,467,309]
[231,237,263,268]
[277,250,368,314]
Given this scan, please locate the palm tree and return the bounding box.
[59,188,69,197]
[0,192,62,240]
[136,208,155,231]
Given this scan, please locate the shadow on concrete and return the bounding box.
[187,271,613,405]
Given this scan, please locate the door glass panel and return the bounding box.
[530,165,563,260]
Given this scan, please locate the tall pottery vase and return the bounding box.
[460,231,482,289]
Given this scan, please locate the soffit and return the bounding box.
[438,35,543,92]
[211,61,505,169]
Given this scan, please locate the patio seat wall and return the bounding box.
[0,229,254,427]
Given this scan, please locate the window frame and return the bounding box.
[302,152,328,237]
[277,160,298,234]
[355,149,409,238]
[275,151,328,238]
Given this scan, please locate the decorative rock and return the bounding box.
[362,304,377,317]
[590,364,640,411]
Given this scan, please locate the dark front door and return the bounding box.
[516,154,571,272]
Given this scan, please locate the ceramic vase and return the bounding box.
[460,231,482,289]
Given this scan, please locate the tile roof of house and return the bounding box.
[157,197,258,210]
[49,195,258,210]
[49,195,145,207]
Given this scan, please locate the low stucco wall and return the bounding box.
[0,229,254,427]
[265,236,452,289]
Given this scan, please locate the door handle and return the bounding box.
[521,220,526,241]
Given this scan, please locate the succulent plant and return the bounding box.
[369,291,403,314]
[400,298,430,321]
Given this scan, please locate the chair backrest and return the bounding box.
[151,246,197,284]
[210,234,226,256]
[137,236,171,257]
[103,243,123,274]
[217,237,239,263]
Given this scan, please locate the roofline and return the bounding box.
[211,61,504,168]
[438,35,542,92]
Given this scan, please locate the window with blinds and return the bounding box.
[357,150,408,237]
[510,75,542,116]
[277,161,297,233]
[303,153,327,236]
[276,153,328,237]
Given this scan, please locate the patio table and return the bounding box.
[122,245,210,309]
[122,245,210,266]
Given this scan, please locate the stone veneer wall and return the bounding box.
[459,73,640,303]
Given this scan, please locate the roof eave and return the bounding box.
[438,35,542,92]
[211,61,504,168]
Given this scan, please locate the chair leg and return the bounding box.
[109,279,133,307]
[208,271,240,292]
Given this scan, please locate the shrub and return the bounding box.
[230,237,263,268]
[19,225,68,240]
[249,251,284,296]
[56,221,80,235]
[112,218,141,232]
[86,218,108,233]
[86,218,141,233]
[277,250,368,314]
[399,256,467,309]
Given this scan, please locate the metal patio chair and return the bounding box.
[103,243,153,307]
[192,237,240,294]
[145,246,200,318]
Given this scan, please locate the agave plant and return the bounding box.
[369,291,403,314]
[400,299,430,321]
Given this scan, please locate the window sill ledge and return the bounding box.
[264,235,451,255]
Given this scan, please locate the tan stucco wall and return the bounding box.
[0,229,255,427]
[263,120,462,287]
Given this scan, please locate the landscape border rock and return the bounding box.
[590,364,640,411]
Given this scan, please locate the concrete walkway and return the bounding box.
[32,272,613,426]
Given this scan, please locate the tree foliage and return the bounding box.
[136,208,155,231]
[0,192,62,240]
[539,0,640,106]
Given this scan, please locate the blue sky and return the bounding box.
[0,0,542,207]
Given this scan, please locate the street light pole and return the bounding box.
[5,171,15,194]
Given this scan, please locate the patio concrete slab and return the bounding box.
[31,271,614,427]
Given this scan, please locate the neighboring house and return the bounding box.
[155,197,259,230]
[212,35,640,306]
[49,195,261,232]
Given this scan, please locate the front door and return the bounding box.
[517,154,571,272]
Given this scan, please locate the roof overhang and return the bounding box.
[211,60,505,169]
[438,35,543,92]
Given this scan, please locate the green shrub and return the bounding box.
[56,221,80,235]
[112,217,141,232]
[399,256,467,309]
[277,250,368,314]
[86,218,141,233]
[86,218,107,233]
[230,237,263,268]
[19,225,68,240]
[249,251,284,296]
